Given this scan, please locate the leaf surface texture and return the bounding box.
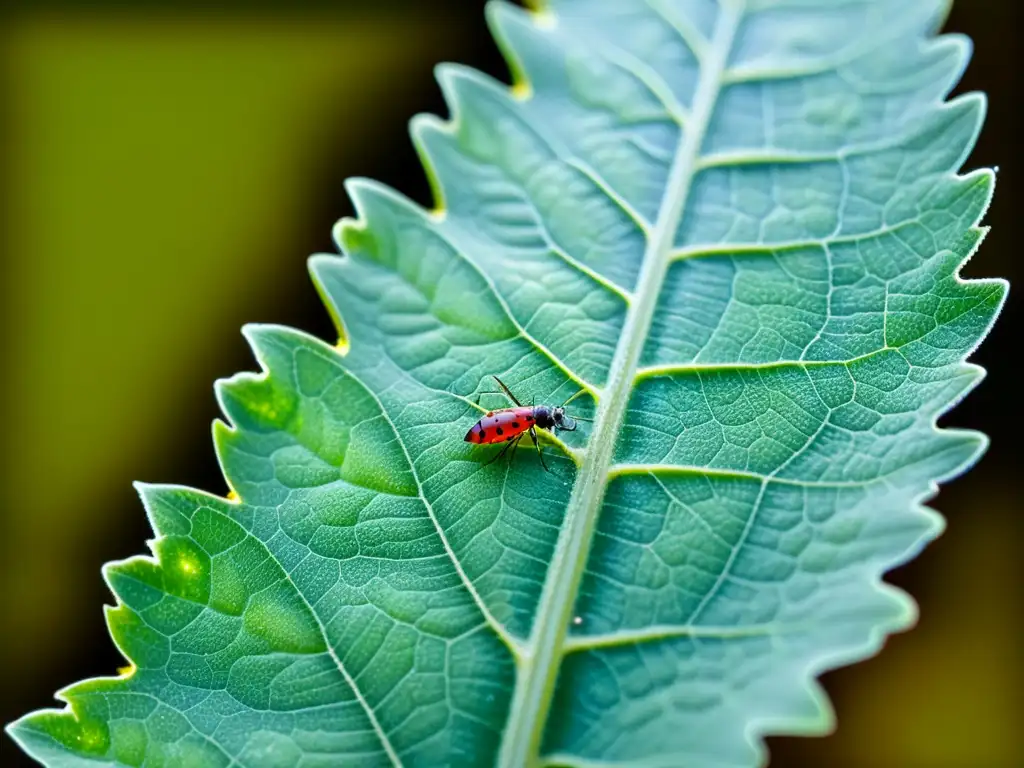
[9,1,1005,766]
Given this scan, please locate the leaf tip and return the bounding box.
[5,703,111,762]
[4,716,47,764]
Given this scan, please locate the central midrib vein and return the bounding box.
[497,4,744,766]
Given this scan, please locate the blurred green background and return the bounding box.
[0,2,1019,766]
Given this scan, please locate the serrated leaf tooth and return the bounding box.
[880,425,986,492]
[929,33,973,94]
[241,321,327,362]
[307,253,352,352]
[132,479,169,535]
[739,586,912,752]
[243,323,347,377]
[335,176,408,239]
[436,62,511,115]
[214,325,315,433]
[308,264,348,337]
[410,105,454,140]
[103,602,170,672]
[329,215,359,250]
[408,111,457,217]
[953,207,1000,276]
[345,175,420,226]
[493,0,557,34]
[886,95,982,178]
[429,65,539,191]
[926,428,988,485]
[939,94,986,170]
[483,0,527,33]
[216,374,296,433]
[134,482,211,537]
[928,362,988,414]
[349,175,420,231]
[217,326,423,503]
[744,673,832,739]
[335,176,437,274]
[485,0,549,91]
[409,112,457,220]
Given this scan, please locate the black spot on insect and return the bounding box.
[480,430,487,441]
[512,421,520,428]
[496,427,504,436]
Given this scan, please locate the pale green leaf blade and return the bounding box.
[8,1,1006,767]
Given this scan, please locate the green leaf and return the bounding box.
[8,0,1006,766]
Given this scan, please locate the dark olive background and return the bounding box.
[1,2,1019,766]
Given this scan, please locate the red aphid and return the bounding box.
[464,375,586,472]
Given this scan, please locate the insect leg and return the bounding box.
[482,438,515,468]
[508,434,523,465]
[529,427,551,473]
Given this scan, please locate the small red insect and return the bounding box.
[464,375,589,472]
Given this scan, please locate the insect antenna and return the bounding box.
[492,375,524,407]
[558,387,594,427]
[560,387,588,408]
[438,385,489,414]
